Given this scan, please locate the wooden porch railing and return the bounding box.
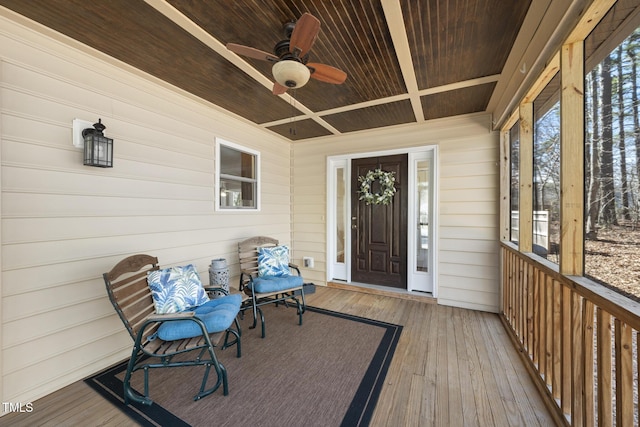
[501,243,639,426]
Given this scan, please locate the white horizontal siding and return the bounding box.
[292,114,500,311]
[438,130,499,311]
[0,15,293,405]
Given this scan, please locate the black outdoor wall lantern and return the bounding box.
[82,118,113,167]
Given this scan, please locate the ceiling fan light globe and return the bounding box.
[272,61,310,89]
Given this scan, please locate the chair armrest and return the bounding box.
[148,311,195,322]
[289,263,301,276]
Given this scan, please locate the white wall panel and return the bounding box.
[0,14,292,405]
[292,113,500,312]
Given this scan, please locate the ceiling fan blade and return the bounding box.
[226,43,278,62]
[273,82,289,95]
[289,13,320,57]
[307,63,347,84]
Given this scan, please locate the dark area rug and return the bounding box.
[85,305,402,427]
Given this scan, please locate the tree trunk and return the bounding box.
[628,32,640,222]
[617,46,631,220]
[601,56,617,225]
[586,68,601,239]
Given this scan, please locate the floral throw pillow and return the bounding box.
[258,245,291,278]
[147,264,210,314]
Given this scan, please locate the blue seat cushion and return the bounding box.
[248,275,304,293]
[156,294,242,341]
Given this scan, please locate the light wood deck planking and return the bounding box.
[0,286,556,426]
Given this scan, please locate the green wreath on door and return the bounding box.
[358,168,396,205]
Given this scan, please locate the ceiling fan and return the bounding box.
[226,13,347,95]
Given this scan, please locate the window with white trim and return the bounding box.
[216,139,259,210]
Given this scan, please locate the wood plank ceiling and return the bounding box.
[0,0,534,141]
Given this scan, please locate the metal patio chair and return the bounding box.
[238,236,306,338]
[103,254,241,405]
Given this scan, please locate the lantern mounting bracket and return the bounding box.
[72,118,94,148]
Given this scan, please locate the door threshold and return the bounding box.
[328,281,437,304]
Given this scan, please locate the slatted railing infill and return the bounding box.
[501,243,639,426]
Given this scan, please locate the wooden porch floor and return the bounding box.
[0,287,556,426]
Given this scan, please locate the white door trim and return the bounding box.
[326,145,438,296]
[407,151,437,294]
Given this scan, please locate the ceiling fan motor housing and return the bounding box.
[272,17,311,89]
[272,60,310,88]
[274,40,292,58]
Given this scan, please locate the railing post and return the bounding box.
[582,301,595,427]
[597,308,612,427]
[527,263,535,358]
[552,279,562,402]
[571,292,584,425]
[544,274,553,384]
[561,285,572,416]
[615,320,633,426]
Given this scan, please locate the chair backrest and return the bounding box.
[103,254,160,342]
[238,236,278,289]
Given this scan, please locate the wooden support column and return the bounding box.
[518,103,533,253]
[500,130,511,242]
[560,41,584,275]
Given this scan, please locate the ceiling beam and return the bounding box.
[143,0,341,136]
[144,0,273,93]
[261,74,499,127]
[418,74,500,96]
[381,0,424,123]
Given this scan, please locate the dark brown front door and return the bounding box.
[351,154,407,289]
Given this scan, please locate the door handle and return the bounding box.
[352,224,357,229]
